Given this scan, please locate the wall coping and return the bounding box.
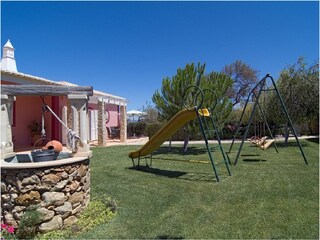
[1,156,90,169]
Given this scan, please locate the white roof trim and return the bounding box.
[1,70,127,103]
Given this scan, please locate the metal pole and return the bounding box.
[209,110,232,176]
[196,109,220,182]
[267,74,308,165]
[234,78,266,165]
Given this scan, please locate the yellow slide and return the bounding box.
[128,108,210,159]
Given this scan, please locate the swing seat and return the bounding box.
[260,139,275,150]
[250,136,267,146]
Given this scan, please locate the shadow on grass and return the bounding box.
[243,158,267,162]
[154,146,217,156]
[305,137,319,144]
[274,141,309,148]
[155,235,184,239]
[129,166,216,182]
[130,165,186,178]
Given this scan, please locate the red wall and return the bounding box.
[12,96,52,147]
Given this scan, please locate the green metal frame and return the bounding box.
[197,108,232,177]
[193,87,232,182]
[227,74,308,165]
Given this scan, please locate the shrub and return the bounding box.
[16,205,42,239]
[144,122,164,138]
[36,194,117,239]
[127,122,146,137]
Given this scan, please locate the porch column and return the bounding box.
[97,98,107,146]
[61,106,68,145]
[0,95,15,159]
[120,104,127,142]
[68,94,91,155]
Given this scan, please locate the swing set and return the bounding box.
[227,73,308,165]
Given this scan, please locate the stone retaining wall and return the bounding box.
[1,159,90,233]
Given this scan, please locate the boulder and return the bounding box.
[38,216,63,233]
[42,192,65,207]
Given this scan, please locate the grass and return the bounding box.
[79,138,319,239]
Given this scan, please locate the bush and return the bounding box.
[127,122,146,137]
[144,122,164,138]
[36,194,117,239]
[16,205,42,239]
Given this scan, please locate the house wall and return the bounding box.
[106,103,119,127]
[1,78,67,148]
[88,102,121,140]
[12,96,52,148]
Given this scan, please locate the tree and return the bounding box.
[222,60,259,106]
[152,62,233,152]
[266,57,319,142]
[152,63,205,122]
[140,101,159,123]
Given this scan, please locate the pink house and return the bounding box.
[0,40,127,150]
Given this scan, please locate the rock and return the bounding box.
[21,175,41,186]
[55,202,72,213]
[34,170,45,177]
[38,216,63,233]
[81,171,90,184]
[71,204,82,215]
[15,191,41,206]
[9,186,18,193]
[55,202,72,218]
[78,165,88,178]
[83,180,90,191]
[63,216,78,227]
[52,179,69,191]
[69,192,84,206]
[20,184,37,193]
[42,192,65,207]
[13,205,26,212]
[3,202,14,210]
[2,194,11,203]
[37,207,55,222]
[4,212,18,227]
[42,174,60,186]
[65,181,80,193]
[55,171,68,180]
[12,206,26,220]
[1,181,7,193]
[6,175,18,187]
[53,168,65,172]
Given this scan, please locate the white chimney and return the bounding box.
[1,39,18,72]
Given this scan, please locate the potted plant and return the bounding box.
[28,120,42,146]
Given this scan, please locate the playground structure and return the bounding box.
[128,86,231,182]
[128,73,308,182]
[227,73,308,165]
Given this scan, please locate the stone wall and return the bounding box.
[1,159,90,233]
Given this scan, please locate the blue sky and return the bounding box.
[1,1,319,111]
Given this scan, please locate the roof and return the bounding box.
[4,40,14,49]
[1,70,127,103]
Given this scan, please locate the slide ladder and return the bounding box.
[197,109,232,182]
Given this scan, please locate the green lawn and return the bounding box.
[79,138,319,239]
